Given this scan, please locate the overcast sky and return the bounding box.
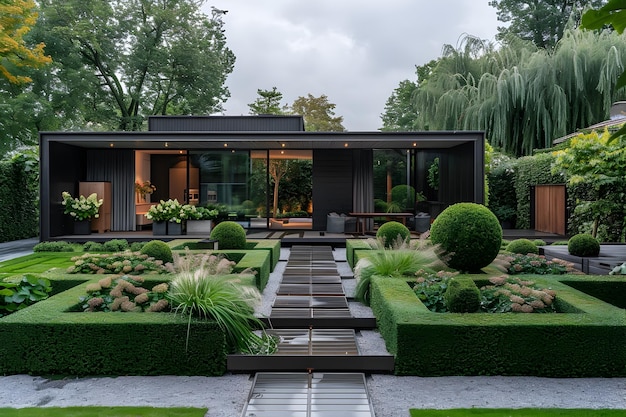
[204,1,500,131]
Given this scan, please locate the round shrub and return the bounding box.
[430,203,502,272]
[568,233,600,257]
[376,221,410,247]
[103,239,129,252]
[533,239,547,247]
[444,277,480,313]
[506,239,538,255]
[210,221,247,249]
[140,240,173,263]
[83,241,104,252]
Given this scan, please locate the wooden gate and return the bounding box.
[534,184,566,235]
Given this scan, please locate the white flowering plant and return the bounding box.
[145,199,197,223]
[61,191,103,221]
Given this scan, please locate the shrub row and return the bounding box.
[0,155,38,243]
[370,274,626,377]
[0,278,227,376]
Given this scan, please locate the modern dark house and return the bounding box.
[39,115,484,241]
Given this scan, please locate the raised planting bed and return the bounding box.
[560,275,626,309]
[169,239,280,272]
[0,275,227,376]
[346,239,373,269]
[370,274,626,377]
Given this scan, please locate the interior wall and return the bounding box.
[312,149,353,230]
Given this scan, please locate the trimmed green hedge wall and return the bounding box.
[370,274,626,377]
[0,155,38,243]
[346,239,372,268]
[0,278,227,376]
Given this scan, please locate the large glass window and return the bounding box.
[373,149,415,212]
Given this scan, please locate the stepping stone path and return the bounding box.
[237,245,391,416]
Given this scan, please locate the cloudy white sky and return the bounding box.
[204,1,500,131]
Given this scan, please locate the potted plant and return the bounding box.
[135,180,156,202]
[145,199,183,235]
[186,206,219,234]
[61,191,103,234]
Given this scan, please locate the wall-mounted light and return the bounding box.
[280,150,285,155]
[223,143,228,147]
[412,142,417,147]
[179,150,184,154]
[281,143,286,148]
[344,143,348,147]
[164,142,169,147]
[109,143,114,148]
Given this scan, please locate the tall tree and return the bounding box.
[0,0,51,84]
[489,0,607,49]
[34,0,235,131]
[409,30,626,156]
[248,86,286,115]
[290,93,345,132]
[380,80,418,131]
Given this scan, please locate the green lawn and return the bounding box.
[411,409,625,417]
[0,407,208,417]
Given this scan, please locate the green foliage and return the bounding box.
[0,407,208,417]
[33,0,235,131]
[0,152,38,242]
[533,239,547,246]
[130,241,146,252]
[552,131,626,240]
[167,259,269,354]
[68,251,172,275]
[430,203,502,272]
[487,161,517,224]
[78,276,169,313]
[489,0,606,49]
[82,241,104,252]
[506,238,539,254]
[413,273,455,312]
[102,239,129,252]
[290,93,345,132]
[427,157,439,190]
[380,80,419,131]
[444,277,481,313]
[504,253,571,275]
[210,221,247,249]
[568,233,601,256]
[409,29,626,156]
[140,240,174,264]
[376,221,410,247]
[33,241,75,252]
[390,184,416,210]
[0,274,52,317]
[355,239,446,305]
[248,87,286,115]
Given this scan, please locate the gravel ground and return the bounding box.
[2,246,625,416]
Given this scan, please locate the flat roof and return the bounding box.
[40,130,484,150]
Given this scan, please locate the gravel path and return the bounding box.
[1,247,625,416]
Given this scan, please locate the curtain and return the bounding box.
[352,149,374,230]
[85,149,135,231]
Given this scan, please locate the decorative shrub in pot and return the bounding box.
[430,202,502,272]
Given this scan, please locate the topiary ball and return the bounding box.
[430,202,502,272]
[376,221,411,247]
[506,238,538,255]
[568,233,600,257]
[140,240,173,263]
[210,221,247,249]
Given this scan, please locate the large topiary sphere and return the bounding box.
[568,233,600,257]
[210,221,247,249]
[140,240,173,263]
[506,238,538,255]
[376,221,410,247]
[430,203,502,272]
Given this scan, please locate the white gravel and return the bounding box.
[2,246,625,416]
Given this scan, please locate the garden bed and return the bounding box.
[370,274,626,377]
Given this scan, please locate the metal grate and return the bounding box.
[277,283,344,296]
[242,372,374,417]
[273,295,348,309]
[268,329,359,356]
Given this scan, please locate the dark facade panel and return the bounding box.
[312,149,353,230]
[148,115,305,132]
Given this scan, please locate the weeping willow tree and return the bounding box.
[412,30,626,156]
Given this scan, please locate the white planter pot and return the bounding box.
[186,220,213,234]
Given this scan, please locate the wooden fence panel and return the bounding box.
[534,185,566,235]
